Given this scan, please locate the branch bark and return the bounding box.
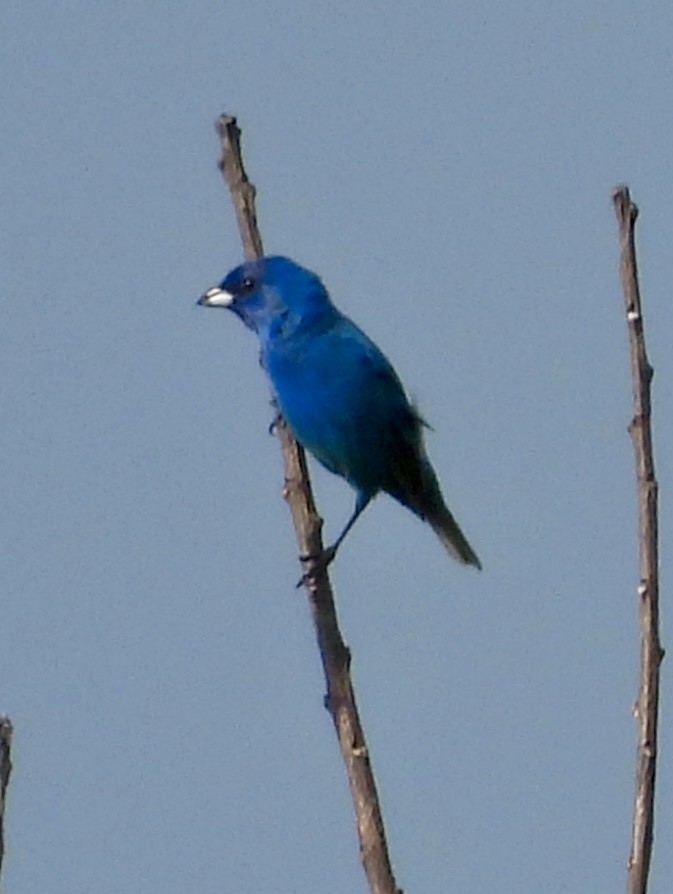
[214,114,402,894]
[0,716,13,877]
[612,186,665,894]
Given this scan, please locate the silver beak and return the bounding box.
[197,286,234,307]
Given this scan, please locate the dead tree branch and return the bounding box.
[214,114,402,894]
[612,185,665,894]
[0,716,13,877]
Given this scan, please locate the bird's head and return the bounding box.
[198,256,334,339]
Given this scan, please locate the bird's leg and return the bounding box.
[325,492,371,561]
[298,493,371,586]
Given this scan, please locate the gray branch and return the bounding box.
[0,716,13,878]
[214,114,402,894]
[612,186,665,894]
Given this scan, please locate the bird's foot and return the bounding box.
[296,544,338,588]
[268,411,283,436]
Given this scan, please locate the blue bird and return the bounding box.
[198,256,481,571]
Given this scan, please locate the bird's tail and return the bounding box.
[394,452,482,569]
[425,501,482,569]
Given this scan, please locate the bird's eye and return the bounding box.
[240,276,256,293]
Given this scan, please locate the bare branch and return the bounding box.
[612,185,665,894]
[214,114,402,894]
[0,716,13,877]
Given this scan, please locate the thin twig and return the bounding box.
[612,186,665,894]
[214,114,402,894]
[0,716,13,877]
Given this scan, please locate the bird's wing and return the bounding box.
[266,317,408,483]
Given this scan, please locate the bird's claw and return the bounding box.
[268,411,283,436]
[296,545,337,588]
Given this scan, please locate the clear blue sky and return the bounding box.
[3,2,672,892]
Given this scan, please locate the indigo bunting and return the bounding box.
[198,256,480,570]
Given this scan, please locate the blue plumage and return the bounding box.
[198,256,480,570]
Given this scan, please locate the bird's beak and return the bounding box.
[197,286,234,307]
